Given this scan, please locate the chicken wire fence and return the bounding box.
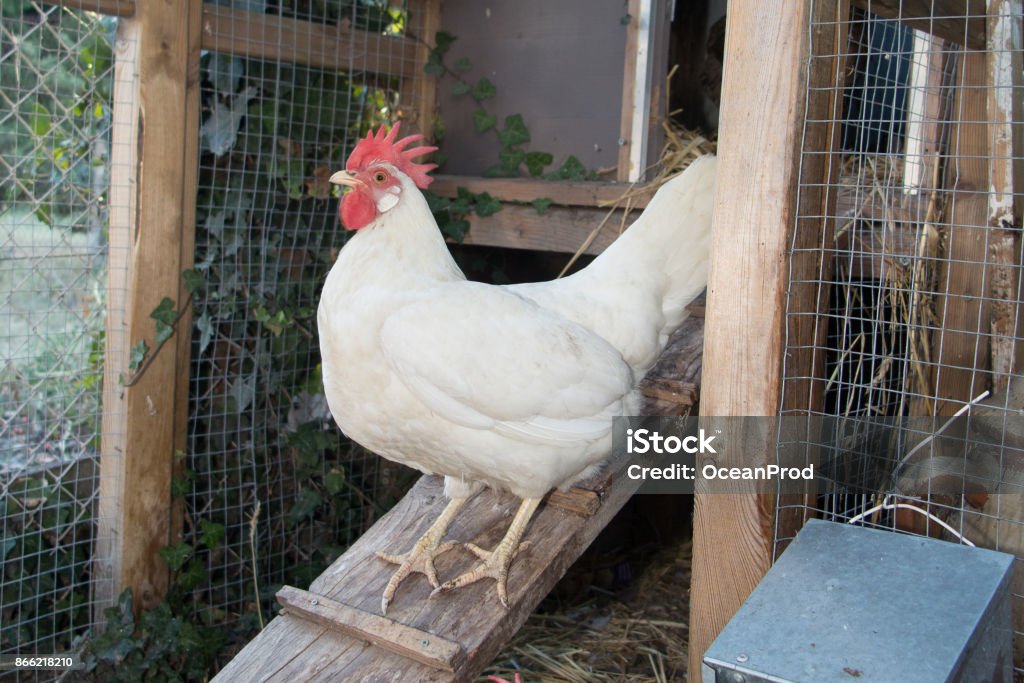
[780,0,1024,674]
[0,0,124,670]
[186,0,429,627]
[0,0,432,672]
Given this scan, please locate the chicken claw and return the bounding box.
[378,495,469,614]
[433,497,542,608]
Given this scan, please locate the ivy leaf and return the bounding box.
[451,80,471,96]
[498,114,530,148]
[177,559,206,591]
[548,155,595,181]
[472,109,497,133]
[453,56,472,73]
[324,468,346,496]
[159,543,193,572]
[200,520,226,551]
[532,197,553,214]
[471,77,497,101]
[525,151,554,177]
[286,489,323,526]
[150,297,177,344]
[620,13,632,25]
[441,217,470,243]
[474,193,503,217]
[423,52,445,77]
[182,268,205,295]
[498,148,525,174]
[128,340,148,372]
[434,30,456,55]
[196,312,214,355]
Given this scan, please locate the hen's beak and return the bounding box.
[329,170,364,188]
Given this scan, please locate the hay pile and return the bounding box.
[481,538,692,682]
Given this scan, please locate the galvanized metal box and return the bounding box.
[702,519,1015,683]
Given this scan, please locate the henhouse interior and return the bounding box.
[0,0,1021,681]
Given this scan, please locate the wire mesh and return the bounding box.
[0,0,124,676]
[782,0,1024,674]
[187,0,429,626]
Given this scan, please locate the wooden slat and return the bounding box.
[430,175,652,209]
[212,317,703,682]
[986,0,1024,393]
[199,5,418,79]
[691,0,843,676]
[398,0,441,138]
[52,0,135,16]
[851,0,985,50]
[457,204,638,255]
[276,586,466,672]
[617,0,641,182]
[97,0,200,614]
[932,51,990,414]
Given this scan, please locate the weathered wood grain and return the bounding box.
[691,0,845,676]
[457,204,637,255]
[851,0,985,50]
[97,0,201,616]
[199,5,419,79]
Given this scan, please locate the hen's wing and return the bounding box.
[380,282,635,446]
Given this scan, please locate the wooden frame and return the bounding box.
[690,0,846,676]
[97,0,202,614]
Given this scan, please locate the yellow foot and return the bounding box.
[377,495,470,614]
[433,539,531,607]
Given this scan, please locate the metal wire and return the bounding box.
[188,0,428,625]
[782,1,1024,673]
[0,2,124,678]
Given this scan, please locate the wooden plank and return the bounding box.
[52,0,135,16]
[932,51,990,414]
[986,0,1024,393]
[199,5,418,79]
[457,204,638,255]
[618,0,641,182]
[97,0,200,615]
[691,0,842,677]
[430,175,652,209]
[276,586,466,672]
[399,0,440,138]
[213,317,703,682]
[851,0,985,50]
[902,31,947,194]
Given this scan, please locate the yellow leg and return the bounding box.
[377,495,469,614]
[434,496,542,608]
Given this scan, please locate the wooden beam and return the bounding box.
[456,204,637,255]
[430,175,652,209]
[932,51,990,413]
[691,0,843,677]
[851,0,986,50]
[199,5,419,79]
[51,0,135,17]
[399,0,441,138]
[97,0,201,614]
[211,319,704,682]
[617,0,641,182]
[985,0,1024,392]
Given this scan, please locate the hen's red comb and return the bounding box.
[345,122,438,189]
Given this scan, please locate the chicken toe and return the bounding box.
[377,495,469,614]
[433,497,542,608]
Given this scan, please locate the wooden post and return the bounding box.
[401,0,441,139]
[932,51,990,413]
[97,0,201,614]
[690,0,844,678]
[986,0,1024,392]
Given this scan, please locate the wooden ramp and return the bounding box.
[213,314,703,682]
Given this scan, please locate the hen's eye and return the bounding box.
[373,171,388,183]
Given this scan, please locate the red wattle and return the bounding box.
[340,191,376,230]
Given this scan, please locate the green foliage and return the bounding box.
[0,6,116,221]
[0,475,93,656]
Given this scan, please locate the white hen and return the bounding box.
[318,124,716,612]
